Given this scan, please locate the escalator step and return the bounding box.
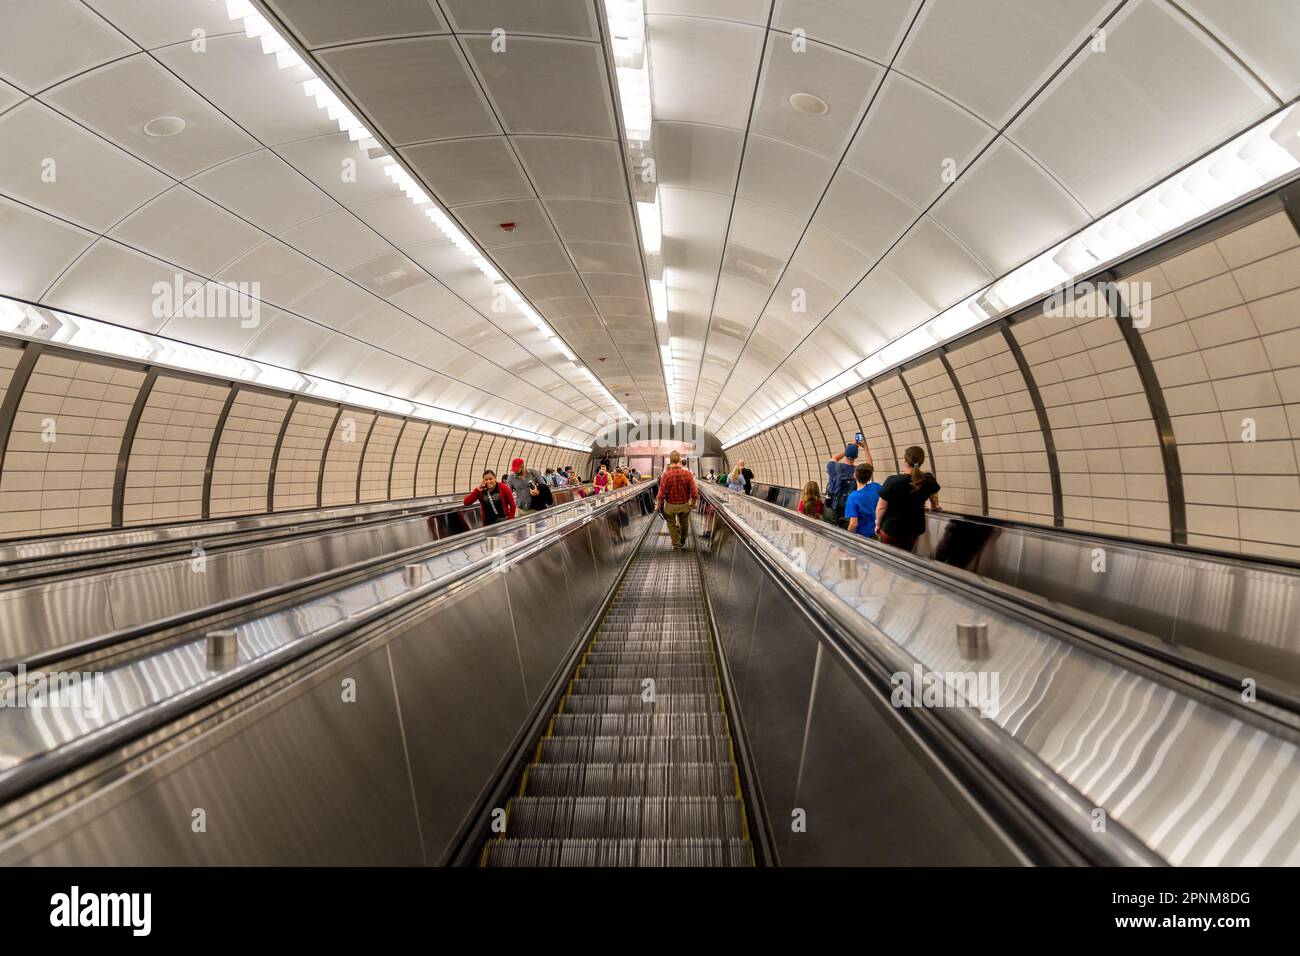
[482,838,753,867]
[582,651,714,665]
[522,763,737,798]
[568,678,717,695]
[504,796,747,840]
[578,664,717,680]
[536,734,734,765]
[549,713,730,737]
[583,641,711,655]
[560,693,721,714]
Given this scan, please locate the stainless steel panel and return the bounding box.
[1,644,421,865]
[387,572,529,864]
[506,538,578,706]
[791,644,1023,865]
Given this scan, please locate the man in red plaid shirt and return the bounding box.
[655,451,698,550]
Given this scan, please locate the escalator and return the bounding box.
[481,529,754,867]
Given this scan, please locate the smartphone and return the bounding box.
[854,432,863,444]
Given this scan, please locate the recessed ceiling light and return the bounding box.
[789,92,828,116]
[143,115,187,138]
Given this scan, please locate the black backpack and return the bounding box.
[828,462,854,513]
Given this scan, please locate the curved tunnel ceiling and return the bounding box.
[0,0,1297,449]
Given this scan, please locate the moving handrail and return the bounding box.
[0,485,597,583]
[747,481,1300,699]
[0,481,656,809]
[701,486,1300,866]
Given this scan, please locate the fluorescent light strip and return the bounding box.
[0,297,590,451]
[721,104,1300,449]
[213,0,625,429]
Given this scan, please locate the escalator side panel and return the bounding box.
[388,573,530,864]
[697,509,1031,866]
[1,644,422,865]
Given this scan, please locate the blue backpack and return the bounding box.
[827,461,855,513]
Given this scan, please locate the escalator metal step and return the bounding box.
[503,796,747,840]
[522,763,738,798]
[583,641,710,655]
[582,651,715,665]
[536,734,734,765]
[549,713,731,737]
[577,664,717,680]
[569,678,718,695]
[560,693,721,714]
[482,838,753,867]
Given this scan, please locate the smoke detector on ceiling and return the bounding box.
[789,92,829,115]
[143,115,187,137]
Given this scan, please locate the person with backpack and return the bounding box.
[826,442,870,527]
[875,445,941,551]
[844,462,882,539]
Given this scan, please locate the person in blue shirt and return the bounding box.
[843,462,881,539]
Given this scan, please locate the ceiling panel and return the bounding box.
[0,194,95,300]
[441,0,598,42]
[653,121,745,195]
[545,199,638,246]
[274,132,398,207]
[896,0,1118,126]
[771,0,921,63]
[317,37,499,146]
[265,0,448,48]
[277,210,391,272]
[463,37,617,139]
[402,136,533,206]
[811,167,917,262]
[1181,0,1300,101]
[1009,0,1277,215]
[648,14,765,129]
[749,34,883,159]
[930,139,1090,274]
[736,134,834,217]
[843,72,993,210]
[0,0,134,93]
[566,241,643,275]
[110,185,266,276]
[217,239,333,310]
[492,242,577,277]
[43,239,200,333]
[0,100,170,232]
[646,0,772,24]
[84,0,241,50]
[511,135,629,201]
[189,149,336,234]
[877,217,991,314]
[456,198,558,249]
[43,54,260,179]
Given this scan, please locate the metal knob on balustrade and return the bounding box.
[205,628,238,671]
[403,564,424,588]
[838,553,859,578]
[789,530,805,548]
[957,622,990,659]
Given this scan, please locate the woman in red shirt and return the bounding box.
[463,470,516,525]
[593,464,611,494]
[797,480,824,519]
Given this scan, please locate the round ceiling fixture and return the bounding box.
[789,92,829,116]
[143,115,187,138]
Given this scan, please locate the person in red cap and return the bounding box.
[504,456,550,512]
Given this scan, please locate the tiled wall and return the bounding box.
[722,199,1300,565]
[209,390,292,518]
[903,358,983,514]
[359,415,404,503]
[1132,210,1300,561]
[391,420,430,500]
[272,400,336,511]
[123,375,229,525]
[0,339,585,540]
[945,332,1054,524]
[1011,292,1169,542]
[0,353,144,536]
